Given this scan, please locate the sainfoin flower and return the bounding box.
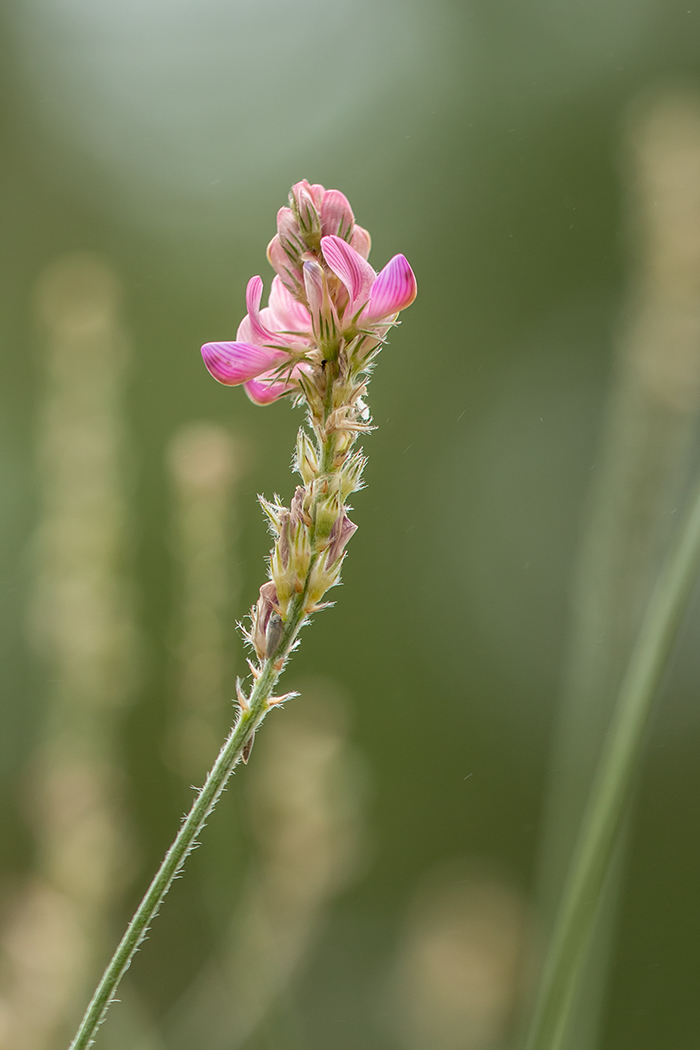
[201,181,416,405]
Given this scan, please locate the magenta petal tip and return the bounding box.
[363,254,417,322]
[201,341,282,386]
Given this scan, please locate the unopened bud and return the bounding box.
[267,234,303,297]
[295,429,319,483]
[252,581,278,659]
[271,537,295,613]
[291,181,322,245]
[313,491,341,546]
[305,550,344,609]
[259,495,285,534]
[339,451,366,498]
[292,519,311,580]
[327,511,357,565]
[277,207,303,254]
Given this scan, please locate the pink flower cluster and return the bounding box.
[201,181,417,405]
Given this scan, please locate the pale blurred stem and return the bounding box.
[69,388,345,1050]
[525,473,700,1050]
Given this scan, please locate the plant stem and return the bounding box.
[524,473,700,1050]
[67,603,305,1050]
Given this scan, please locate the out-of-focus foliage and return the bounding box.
[1,1,700,1048]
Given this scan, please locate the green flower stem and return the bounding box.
[68,591,307,1050]
[524,473,700,1050]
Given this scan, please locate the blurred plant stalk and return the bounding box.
[387,867,530,1050]
[168,683,364,1050]
[531,91,700,1050]
[167,423,241,780]
[0,256,136,1050]
[525,460,700,1050]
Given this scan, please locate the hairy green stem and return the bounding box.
[68,359,358,1050]
[524,473,700,1050]
[68,579,307,1049]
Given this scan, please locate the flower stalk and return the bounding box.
[68,181,416,1049]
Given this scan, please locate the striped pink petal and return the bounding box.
[243,367,298,405]
[303,258,325,318]
[268,276,312,334]
[267,235,303,296]
[309,183,326,206]
[363,254,417,322]
[245,276,277,344]
[321,235,376,313]
[201,341,283,386]
[350,224,372,260]
[320,190,355,239]
[276,208,304,255]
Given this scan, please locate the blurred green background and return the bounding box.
[2,1,700,1049]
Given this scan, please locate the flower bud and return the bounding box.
[277,206,303,253]
[295,429,319,484]
[252,581,278,659]
[327,511,357,565]
[290,484,311,527]
[313,491,341,546]
[291,181,322,245]
[259,495,285,534]
[292,518,311,580]
[305,550,344,610]
[266,234,303,297]
[339,451,366,498]
[270,540,295,613]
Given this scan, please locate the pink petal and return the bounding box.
[303,258,325,318]
[201,341,284,386]
[267,236,303,295]
[350,224,372,259]
[309,183,326,206]
[362,255,417,322]
[276,208,304,254]
[268,276,312,333]
[243,368,297,405]
[321,235,376,312]
[245,276,277,344]
[320,189,355,239]
[327,512,358,564]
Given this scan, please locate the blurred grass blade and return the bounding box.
[533,88,700,1050]
[525,470,700,1050]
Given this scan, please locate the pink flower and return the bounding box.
[320,234,417,327]
[200,186,416,406]
[201,274,313,403]
[267,180,372,296]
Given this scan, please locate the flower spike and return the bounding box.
[198,180,417,675]
[63,183,418,1050]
